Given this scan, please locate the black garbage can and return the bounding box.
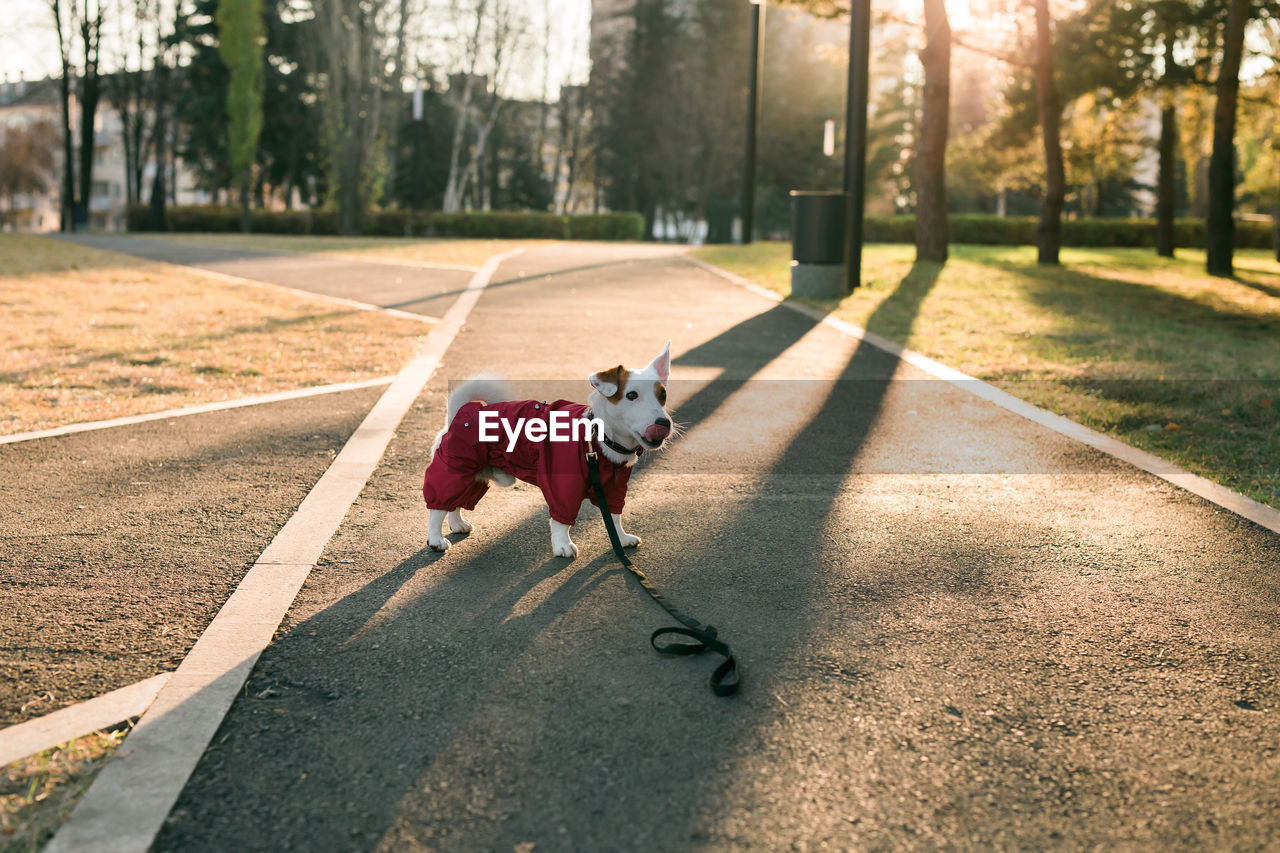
[790,191,847,297]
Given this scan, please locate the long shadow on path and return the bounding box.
[152,262,952,851]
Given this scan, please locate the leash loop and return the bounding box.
[585,446,740,697]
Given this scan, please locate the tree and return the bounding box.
[914,0,950,262]
[104,0,153,206]
[50,0,76,231]
[1206,0,1252,277]
[441,0,529,213]
[313,0,397,233]
[49,0,107,230]
[217,0,265,232]
[0,121,58,228]
[1032,0,1065,265]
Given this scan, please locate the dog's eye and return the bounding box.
[625,390,639,401]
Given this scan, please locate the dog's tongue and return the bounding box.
[644,423,670,442]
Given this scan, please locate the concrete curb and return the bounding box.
[686,255,1280,538]
[43,247,523,853]
[0,377,395,446]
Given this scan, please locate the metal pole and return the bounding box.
[844,0,870,289]
[742,0,764,244]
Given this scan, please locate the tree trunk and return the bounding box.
[384,0,410,204]
[1155,92,1177,257]
[1273,150,1280,262]
[1033,0,1064,266]
[1206,0,1250,278]
[52,0,75,232]
[240,177,251,232]
[914,0,950,263]
[1273,198,1280,263]
[149,56,169,232]
[75,5,104,230]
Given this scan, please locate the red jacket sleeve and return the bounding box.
[600,464,631,515]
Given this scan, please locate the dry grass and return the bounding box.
[133,233,548,268]
[694,242,1280,508]
[0,726,127,851]
[0,234,429,435]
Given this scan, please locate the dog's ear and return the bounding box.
[588,364,627,400]
[645,341,671,384]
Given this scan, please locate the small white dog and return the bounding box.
[422,343,674,558]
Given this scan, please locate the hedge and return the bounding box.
[126,205,645,241]
[862,214,1277,250]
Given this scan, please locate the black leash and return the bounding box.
[585,445,740,697]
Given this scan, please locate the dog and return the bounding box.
[423,343,674,558]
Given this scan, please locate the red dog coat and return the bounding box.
[422,399,633,526]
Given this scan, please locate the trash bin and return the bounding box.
[790,191,846,298]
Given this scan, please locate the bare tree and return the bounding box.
[50,0,76,231]
[384,0,415,204]
[0,120,59,228]
[441,0,526,212]
[313,0,395,233]
[48,0,107,230]
[104,0,153,205]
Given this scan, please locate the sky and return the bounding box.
[0,0,593,99]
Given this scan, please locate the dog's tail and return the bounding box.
[446,374,518,425]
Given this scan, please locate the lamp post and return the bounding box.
[742,0,764,244]
[844,0,870,289]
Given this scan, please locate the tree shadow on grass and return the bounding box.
[984,260,1279,377]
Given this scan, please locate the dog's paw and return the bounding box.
[428,536,451,552]
[447,512,473,534]
[619,532,641,548]
[553,541,578,559]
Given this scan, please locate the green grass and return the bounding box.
[694,242,1280,509]
[1,727,127,850]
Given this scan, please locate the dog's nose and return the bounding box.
[656,417,671,428]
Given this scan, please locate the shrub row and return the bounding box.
[862,214,1277,250]
[127,205,646,241]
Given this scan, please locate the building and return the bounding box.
[0,74,204,233]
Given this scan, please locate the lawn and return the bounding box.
[133,232,549,268]
[0,234,429,435]
[0,728,125,851]
[693,242,1280,509]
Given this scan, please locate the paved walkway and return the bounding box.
[60,234,477,318]
[56,242,1278,849]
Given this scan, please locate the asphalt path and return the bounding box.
[0,386,384,726]
[60,234,477,318]
[137,244,1280,850]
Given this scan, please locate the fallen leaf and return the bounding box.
[1165,422,1181,431]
